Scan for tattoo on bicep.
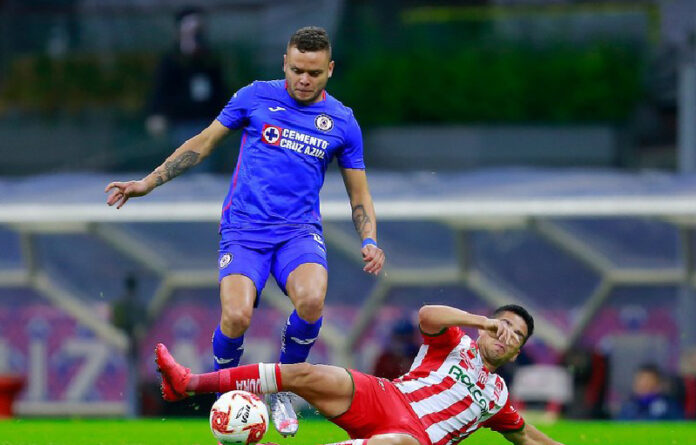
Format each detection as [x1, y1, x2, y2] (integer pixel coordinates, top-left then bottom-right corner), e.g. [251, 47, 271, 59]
[154, 150, 200, 186]
[351, 204, 373, 238]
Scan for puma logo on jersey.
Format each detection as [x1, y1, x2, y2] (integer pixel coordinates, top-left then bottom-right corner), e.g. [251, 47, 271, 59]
[268, 106, 286, 112]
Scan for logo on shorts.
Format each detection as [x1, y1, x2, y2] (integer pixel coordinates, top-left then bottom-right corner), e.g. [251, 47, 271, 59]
[312, 233, 326, 252]
[314, 114, 333, 132]
[219, 253, 233, 269]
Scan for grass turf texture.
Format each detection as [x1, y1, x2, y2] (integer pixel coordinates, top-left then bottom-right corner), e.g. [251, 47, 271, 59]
[1, 418, 695, 445]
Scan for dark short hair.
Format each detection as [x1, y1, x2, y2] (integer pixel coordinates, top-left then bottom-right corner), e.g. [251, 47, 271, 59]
[493, 304, 534, 344]
[176, 6, 203, 24]
[288, 26, 331, 55]
[637, 363, 662, 377]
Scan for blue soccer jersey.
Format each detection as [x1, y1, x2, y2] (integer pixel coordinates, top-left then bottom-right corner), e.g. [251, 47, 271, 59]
[216, 80, 365, 230]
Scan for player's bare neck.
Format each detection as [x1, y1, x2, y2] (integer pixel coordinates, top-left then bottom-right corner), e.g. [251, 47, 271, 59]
[482, 359, 497, 373]
[295, 93, 324, 106]
[286, 84, 325, 106]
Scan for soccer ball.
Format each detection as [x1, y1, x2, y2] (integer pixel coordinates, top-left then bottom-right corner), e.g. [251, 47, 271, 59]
[210, 390, 269, 445]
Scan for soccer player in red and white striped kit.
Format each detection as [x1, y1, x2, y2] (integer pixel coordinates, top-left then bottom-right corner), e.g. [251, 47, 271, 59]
[156, 304, 566, 445]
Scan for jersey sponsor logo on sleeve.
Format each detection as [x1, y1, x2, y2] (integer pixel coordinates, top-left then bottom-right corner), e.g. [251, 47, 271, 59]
[262, 124, 282, 145]
[314, 114, 333, 132]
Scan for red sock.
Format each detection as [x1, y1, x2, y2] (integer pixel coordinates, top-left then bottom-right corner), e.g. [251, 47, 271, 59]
[186, 363, 282, 394]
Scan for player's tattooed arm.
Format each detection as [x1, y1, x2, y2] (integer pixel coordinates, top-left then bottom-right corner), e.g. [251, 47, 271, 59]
[152, 150, 200, 186]
[351, 204, 373, 239]
[341, 167, 384, 274]
[106, 122, 227, 209]
[144, 120, 230, 189]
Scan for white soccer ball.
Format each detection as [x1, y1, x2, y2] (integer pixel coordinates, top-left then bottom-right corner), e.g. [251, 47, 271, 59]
[210, 390, 269, 445]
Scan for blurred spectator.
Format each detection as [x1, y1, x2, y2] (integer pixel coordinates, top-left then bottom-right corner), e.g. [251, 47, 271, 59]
[678, 347, 696, 420]
[618, 364, 683, 421]
[146, 6, 230, 172]
[373, 319, 419, 380]
[111, 273, 145, 417]
[562, 346, 609, 419]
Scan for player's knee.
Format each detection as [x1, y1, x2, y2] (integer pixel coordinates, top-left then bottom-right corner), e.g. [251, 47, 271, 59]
[295, 280, 326, 323]
[220, 307, 252, 334]
[293, 291, 325, 322]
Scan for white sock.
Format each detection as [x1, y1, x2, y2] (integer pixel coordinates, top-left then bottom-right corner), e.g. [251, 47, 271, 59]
[258, 363, 279, 393]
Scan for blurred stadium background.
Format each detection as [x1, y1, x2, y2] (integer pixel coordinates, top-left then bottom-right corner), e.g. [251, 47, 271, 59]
[1, 0, 696, 439]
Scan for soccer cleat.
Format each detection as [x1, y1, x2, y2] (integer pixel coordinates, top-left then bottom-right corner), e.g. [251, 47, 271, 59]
[155, 343, 192, 402]
[268, 392, 299, 437]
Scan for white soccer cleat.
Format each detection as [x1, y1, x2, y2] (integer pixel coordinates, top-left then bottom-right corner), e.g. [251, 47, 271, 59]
[268, 392, 299, 437]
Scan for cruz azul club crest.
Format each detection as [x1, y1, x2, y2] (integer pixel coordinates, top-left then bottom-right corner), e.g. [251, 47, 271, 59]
[314, 114, 333, 132]
[262, 125, 282, 145]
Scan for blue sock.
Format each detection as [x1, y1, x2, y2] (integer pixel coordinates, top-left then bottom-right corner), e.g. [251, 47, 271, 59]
[279, 310, 322, 364]
[212, 325, 244, 371]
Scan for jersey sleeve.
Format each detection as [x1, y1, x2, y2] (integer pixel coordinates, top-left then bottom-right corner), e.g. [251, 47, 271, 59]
[336, 114, 365, 169]
[216, 82, 257, 130]
[420, 326, 464, 348]
[482, 396, 525, 433]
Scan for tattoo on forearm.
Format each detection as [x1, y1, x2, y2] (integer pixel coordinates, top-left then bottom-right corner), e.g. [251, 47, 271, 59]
[351, 204, 373, 238]
[153, 151, 200, 186]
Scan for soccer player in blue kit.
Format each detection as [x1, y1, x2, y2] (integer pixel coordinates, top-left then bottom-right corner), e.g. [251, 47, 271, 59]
[105, 26, 385, 436]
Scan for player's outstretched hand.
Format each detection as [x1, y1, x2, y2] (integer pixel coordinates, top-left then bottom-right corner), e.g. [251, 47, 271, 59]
[485, 318, 519, 347]
[105, 179, 153, 209]
[362, 244, 385, 275]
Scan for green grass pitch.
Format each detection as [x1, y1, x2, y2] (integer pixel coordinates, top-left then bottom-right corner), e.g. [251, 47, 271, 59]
[1, 418, 695, 445]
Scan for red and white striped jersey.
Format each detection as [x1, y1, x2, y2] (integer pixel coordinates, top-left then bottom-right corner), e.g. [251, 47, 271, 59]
[393, 327, 524, 445]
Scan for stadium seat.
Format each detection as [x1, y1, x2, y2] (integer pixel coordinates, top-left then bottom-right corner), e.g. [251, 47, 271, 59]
[510, 365, 573, 417]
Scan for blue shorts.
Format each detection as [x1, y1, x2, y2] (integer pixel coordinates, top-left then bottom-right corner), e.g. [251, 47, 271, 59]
[218, 224, 328, 305]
